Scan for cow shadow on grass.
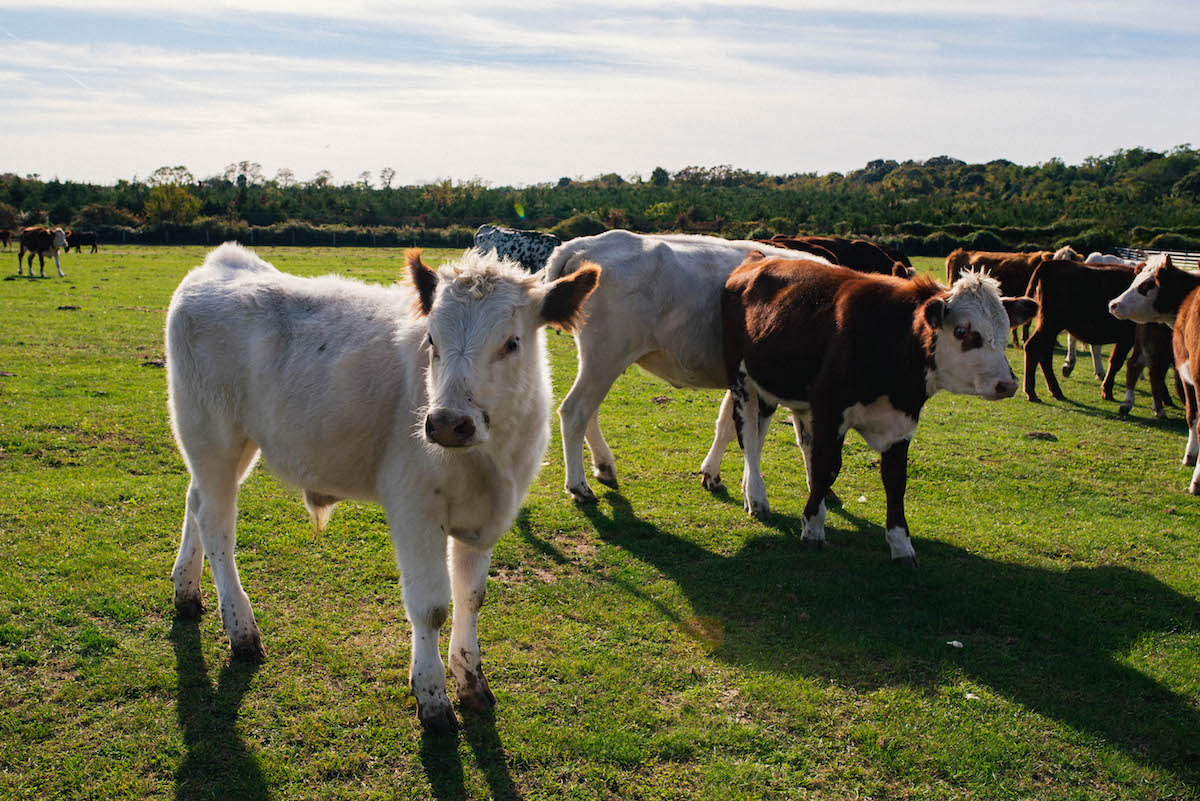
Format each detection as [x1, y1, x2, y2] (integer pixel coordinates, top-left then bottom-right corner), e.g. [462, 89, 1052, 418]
[170, 619, 267, 801]
[546, 493, 1200, 787]
[419, 708, 523, 801]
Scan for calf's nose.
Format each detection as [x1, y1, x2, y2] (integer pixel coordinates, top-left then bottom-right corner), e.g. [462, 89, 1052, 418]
[995, 379, 1017, 398]
[425, 409, 477, 447]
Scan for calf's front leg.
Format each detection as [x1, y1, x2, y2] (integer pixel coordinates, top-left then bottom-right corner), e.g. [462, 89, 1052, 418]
[880, 439, 917, 567]
[799, 415, 843, 548]
[388, 515, 456, 732]
[447, 537, 496, 714]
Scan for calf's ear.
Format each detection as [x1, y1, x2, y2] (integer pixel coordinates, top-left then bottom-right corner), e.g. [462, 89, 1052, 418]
[1002, 296, 1038, 327]
[922, 297, 946, 329]
[406, 248, 438, 316]
[541, 262, 601, 333]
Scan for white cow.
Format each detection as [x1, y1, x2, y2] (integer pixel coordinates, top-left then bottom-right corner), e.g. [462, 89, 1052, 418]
[543, 230, 830, 503]
[166, 242, 599, 731]
[1086, 252, 1140, 266]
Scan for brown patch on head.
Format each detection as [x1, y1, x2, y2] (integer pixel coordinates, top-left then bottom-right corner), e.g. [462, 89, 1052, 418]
[542, 262, 601, 332]
[406, 248, 438, 316]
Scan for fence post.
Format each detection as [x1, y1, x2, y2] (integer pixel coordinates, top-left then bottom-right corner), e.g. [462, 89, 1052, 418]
[332, 231, 336, 247]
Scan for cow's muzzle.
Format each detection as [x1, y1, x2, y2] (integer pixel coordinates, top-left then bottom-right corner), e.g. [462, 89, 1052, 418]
[424, 408, 485, 448]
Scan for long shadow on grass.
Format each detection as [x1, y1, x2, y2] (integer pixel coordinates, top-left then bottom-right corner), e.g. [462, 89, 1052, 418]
[171, 619, 267, 801]
[568, 494, 1200, 787]
[419, 709, 523, 801]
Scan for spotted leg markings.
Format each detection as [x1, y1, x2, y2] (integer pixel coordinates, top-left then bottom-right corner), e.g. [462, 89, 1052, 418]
[451, 648, 497, 713]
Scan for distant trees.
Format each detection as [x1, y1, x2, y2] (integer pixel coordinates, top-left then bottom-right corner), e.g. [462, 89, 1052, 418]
[145, 185, 201, 225]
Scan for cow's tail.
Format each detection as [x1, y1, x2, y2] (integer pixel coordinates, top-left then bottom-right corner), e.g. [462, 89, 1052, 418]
[945, 248, 968, 285]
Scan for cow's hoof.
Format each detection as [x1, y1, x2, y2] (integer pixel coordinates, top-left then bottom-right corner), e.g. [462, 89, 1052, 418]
[593, 464, 619, 489]
[825, 489, 841, 507]
[173, 595, 205, 619]
[893, 555, 919, 568]
[567, 484, 598, 504]
[1061, 364, 1074, 377]
[1155, 408, 1167, 420]
[700, 472, 725, 492]
[1184, 454, 1197, 468]
[745, 499, 770, 521]
[1026, 394, 1041, 404]
[1190, 481, 1200, 496]
[231, 632, 266, 663]
[802, 537, 825, 550]
[458, 684, 496, 714]
[1051, 392, 1067, 401]
[1118, 403, 1132, 417]
[1100, 391, 1114, 402]
[419, 703, 460, 734]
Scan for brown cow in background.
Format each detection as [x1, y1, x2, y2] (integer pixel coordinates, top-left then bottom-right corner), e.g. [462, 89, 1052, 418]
[946, 249, 1052, 345]
[765, 235, 912, 277]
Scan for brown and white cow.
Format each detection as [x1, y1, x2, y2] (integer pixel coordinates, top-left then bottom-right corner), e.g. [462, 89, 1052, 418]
[946, 249, 1051, 346]
[1109, 255, 1200, 493]
[1022, 259, 1139, 404]
[18, 226, 69, 277]
[722, 253, 1036, 564]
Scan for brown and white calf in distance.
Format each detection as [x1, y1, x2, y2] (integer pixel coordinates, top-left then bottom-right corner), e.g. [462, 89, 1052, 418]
[17, 226, 69, 277]
[1021, 259, 1145, 404]
[166, 243, 599, 732]
[721, 253, 1036, 564]
[946, 248, 1050, 346]
[543, 229, 831, 503]
[1109, 255, 1200, 493]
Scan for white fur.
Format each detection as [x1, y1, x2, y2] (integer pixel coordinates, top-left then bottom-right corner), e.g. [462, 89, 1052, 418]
[885, 526, 916, 560]
[166, 242, 582, 729]
[1054, 246, 1082, 261]
[839, 397, 918, 452]
[1086, 252, 1140, 266]
[544, 230, 830, 502]
[1108, 263, 1171, 324]
[926, 270, 1020, 399]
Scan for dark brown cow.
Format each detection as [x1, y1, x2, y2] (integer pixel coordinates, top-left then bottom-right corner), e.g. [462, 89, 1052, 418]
[65, 231, 99, 253]
[1022, 259, 1138, 403]
[1118, 322, 1181, 418]
[767, 235, 904, 276]
[759, 236, 838, 264]
[1109, 255, 1200, 493]
[17, 226, 69, 278]
[0, 230, 11, 251]
[721, 253, 1036, 564]
[946, 249, 1052, 346]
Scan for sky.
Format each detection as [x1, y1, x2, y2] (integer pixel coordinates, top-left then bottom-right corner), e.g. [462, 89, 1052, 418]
[1, 1, 1198, 188]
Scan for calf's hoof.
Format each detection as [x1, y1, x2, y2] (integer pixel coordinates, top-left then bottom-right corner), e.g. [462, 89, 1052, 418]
[419, 702, 460, 735]
[825, 489, 841, 507]
[1184, 454, 1197, 468]
[567, 483, 598, 504]
[231, 631, 266, 663]
[745, 499, 770, 521]
[1100, 391, 1114, 402]
[893, 555, 919, 569]
[593, 464, 619, 489]
[1155, 408, 1167, 420]
[803, 537, 825, 550]
[458, 683, 497, 714]
[1051, 391, 1067, 401]
[1026, 393, 1041, 404]
[173, 594, 205, 619]
[700, 472, 725, 492]
[1118, 403, 1132, 417]
[1061, 363, 1074, 377]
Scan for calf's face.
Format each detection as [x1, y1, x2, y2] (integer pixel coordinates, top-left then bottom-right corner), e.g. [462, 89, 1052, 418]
[407, 249, 599, 449]
[52, 228, 68, 250]
[926, 273, 1037, 400]
[1108, 256, 1175, 324]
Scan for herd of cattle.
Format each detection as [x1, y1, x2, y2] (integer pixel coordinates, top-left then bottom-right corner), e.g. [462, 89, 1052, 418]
[150, 225, 1198, 732]
[4, 225, 99, 278]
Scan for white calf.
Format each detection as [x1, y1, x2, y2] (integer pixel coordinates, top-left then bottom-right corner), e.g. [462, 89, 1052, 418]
[543, 230, 827, 502]
[166, 243, 598, 731]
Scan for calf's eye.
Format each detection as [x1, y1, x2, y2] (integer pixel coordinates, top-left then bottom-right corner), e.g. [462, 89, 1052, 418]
[953, 325, 968, 340]
[501, 336, 520, 356]
[426, 333, 439, 358]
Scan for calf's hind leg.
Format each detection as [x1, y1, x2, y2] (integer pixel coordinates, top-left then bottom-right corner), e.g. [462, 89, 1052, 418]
[172, 436, 264, 660]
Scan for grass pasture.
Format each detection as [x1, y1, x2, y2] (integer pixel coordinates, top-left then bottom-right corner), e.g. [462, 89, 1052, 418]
[1, 246, 1199, 800]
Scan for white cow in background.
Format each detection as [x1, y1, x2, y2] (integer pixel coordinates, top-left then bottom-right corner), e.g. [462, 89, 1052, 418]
[166, 242, 599, 732]
[543, 230, 830, 503]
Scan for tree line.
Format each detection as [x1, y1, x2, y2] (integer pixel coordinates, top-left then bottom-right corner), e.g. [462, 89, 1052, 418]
[4, 146, 1200, 255]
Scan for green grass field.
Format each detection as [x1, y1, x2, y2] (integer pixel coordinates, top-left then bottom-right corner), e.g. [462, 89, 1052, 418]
[1, 246, 1198, 800]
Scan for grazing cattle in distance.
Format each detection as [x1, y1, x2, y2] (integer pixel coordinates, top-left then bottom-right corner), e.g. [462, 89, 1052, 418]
[66, 231, 99, 253]
[472, 224, 562, 272]
[946, 249, 1051, 345]
[0, 230, 11, 251]
[1087, 252, 1140, 266]
[1109, 255, 1200, 492]
[17, 226, 69, 277]
[543, 230, 828, 502]
[721, 254, 1036, 563]
[1022, 259, 1139, 403]
[165, 242, 599, 731]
